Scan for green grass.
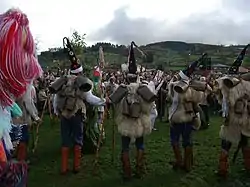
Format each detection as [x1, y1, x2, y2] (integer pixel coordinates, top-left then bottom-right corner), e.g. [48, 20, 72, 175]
[28, 116, 250, 187]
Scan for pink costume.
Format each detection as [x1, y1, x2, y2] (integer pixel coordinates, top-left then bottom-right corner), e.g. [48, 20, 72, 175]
[0, 8, 42, 187]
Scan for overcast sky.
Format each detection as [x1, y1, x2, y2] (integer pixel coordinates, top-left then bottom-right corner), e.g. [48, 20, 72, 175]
[1, 0, 250, 51]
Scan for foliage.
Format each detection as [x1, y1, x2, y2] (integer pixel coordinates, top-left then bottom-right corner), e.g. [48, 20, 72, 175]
[83, 103, 103, 154]
[92, 82, 102, 98]
[70, 30, 86, 56]
[28, 115, 250, 187]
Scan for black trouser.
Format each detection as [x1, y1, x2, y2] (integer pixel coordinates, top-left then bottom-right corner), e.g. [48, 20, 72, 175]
[157, 97, 166, 120]
[200, 104, 209, 128]
[37, 100, 46, 114]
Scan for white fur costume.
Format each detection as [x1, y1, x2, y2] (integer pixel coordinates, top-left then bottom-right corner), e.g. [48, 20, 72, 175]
[216, 76, 250, 144]
[142, 80, 158, 129]
[168, 78, 203, 129]
[115, 83, 152, 138]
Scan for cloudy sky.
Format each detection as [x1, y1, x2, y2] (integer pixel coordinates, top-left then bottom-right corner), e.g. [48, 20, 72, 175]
[1, 0, 250, 51]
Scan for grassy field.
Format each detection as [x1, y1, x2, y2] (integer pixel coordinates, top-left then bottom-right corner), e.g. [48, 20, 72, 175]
[28, 115, 250, 187]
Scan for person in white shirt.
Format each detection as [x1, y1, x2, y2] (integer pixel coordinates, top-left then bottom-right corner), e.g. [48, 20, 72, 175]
[142, 80, 158, 130]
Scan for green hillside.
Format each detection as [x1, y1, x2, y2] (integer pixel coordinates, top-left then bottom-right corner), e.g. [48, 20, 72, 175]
[38, 41, 250, 70]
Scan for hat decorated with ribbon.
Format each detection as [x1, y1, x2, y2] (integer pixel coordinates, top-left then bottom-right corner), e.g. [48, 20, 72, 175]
[179, 61, 199, 81]
[127, 41, 137, 78]
[228, 44, 249, 74]
[179, 53, 209, 81]
[63, 37, 83, 74]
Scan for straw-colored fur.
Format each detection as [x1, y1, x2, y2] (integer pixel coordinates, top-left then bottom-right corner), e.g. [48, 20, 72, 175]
[15, 85, 39, 125]
[216, 77, 250, 143]
[198, 90, 208, 105]
[56, 76, 87, 119]
[198, 85, 212, 105]
[114, 83, 152, 138]
[169, 80, 203, 129]
[214, 77, 228, 105]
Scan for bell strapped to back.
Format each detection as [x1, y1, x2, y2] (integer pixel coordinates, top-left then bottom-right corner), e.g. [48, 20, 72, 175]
[223, 76, 240, 88]
[49, 77, 67, 94]
[189, 80, 207, 92]
[174, 81, 189, 93]
[74, 76, 92, 92]
[241, 72, 250, 81]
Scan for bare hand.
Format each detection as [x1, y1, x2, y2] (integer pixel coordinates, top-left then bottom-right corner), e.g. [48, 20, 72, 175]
[34, 117, 42, 124]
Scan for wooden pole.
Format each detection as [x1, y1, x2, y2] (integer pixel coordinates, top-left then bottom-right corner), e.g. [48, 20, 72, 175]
[32, 97, 48, 153]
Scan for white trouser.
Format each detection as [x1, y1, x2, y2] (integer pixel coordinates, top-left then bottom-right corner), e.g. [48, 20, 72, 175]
[150, 106, 158, 129]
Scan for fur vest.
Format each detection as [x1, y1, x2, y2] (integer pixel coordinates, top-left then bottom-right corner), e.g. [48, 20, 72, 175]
[168, 80, 203, 128]
[114, 83, 152, 138]
[216, 77, 250, 143]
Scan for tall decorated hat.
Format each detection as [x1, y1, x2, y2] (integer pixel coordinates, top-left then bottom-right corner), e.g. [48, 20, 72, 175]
[198, 53, 211, 70]
[228, 44, 249, 74]
[179, 61, 199, 81]
[63, 37, 83, 74]
[178, 53, 209, 81]
[127, 41, 137, 78]
[221, 44, 250, 88]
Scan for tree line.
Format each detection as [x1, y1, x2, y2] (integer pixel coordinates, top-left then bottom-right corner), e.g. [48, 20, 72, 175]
[37, 30, 249, 69]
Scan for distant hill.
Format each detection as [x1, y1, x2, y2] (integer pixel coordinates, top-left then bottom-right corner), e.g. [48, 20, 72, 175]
[38, 41, 250, 70]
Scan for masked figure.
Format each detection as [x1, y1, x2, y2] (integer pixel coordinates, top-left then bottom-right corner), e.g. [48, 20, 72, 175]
[50, 37, 106, 175]
[109, 42, 155, 181]
[0, 8, 42, 187]
[214, 44, 250, 178]
[168, 61, 206, 172]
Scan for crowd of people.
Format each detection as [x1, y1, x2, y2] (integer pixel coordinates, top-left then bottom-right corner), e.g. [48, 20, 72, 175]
[35, 66, 221, 129]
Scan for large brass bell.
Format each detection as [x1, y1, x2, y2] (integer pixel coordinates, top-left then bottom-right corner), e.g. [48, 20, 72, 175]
[75, 76, 93, 92]
[109, 85, 128, 104]
[189, 80, 207, 91]
[49, 77, 67, 93]
[241, 72, 250, 81]
[223, 76, 240, 88]
[174, 81, 189, 93]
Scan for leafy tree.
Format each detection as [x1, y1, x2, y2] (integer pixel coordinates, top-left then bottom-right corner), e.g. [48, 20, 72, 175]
[67, 30, 88, 66]
[70, 30, 86, 56]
